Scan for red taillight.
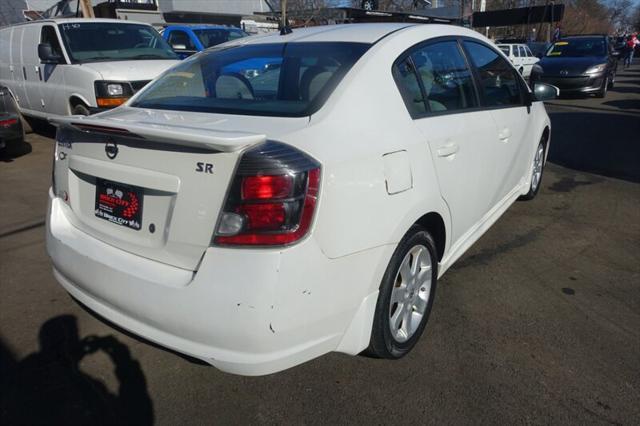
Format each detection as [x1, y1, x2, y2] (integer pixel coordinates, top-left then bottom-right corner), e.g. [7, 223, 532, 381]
[0, 118, 18, 128]
[241, 175, 293, 200]
[214, 142, 320, 247]
[239, 203, 286, 230]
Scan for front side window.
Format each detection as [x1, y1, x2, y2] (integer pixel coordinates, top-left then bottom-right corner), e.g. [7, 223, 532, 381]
[513, 45, 520, 57]
[132, 42, 369, 117]
[41, 25, 63, 58]
[58, 22, 177, 62]
[193, 28, 248, 49]
[463, 41, 522, 107]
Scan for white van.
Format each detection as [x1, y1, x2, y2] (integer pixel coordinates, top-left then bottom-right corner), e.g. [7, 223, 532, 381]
[0, 18, 178, 118]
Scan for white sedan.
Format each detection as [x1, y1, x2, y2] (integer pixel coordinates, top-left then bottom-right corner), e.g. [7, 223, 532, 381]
[497, 43, 541, 78]
[48, 23, 556, 375]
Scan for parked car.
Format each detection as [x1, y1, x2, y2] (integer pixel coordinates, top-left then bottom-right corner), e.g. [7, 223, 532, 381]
[163, 25, 248, 59]
[496, 43, 540, 78]
[0, 18, 178, 118]
[537, 35, 617, 98]
[47, 23, 556, 376]
[0, 85, 24, 153]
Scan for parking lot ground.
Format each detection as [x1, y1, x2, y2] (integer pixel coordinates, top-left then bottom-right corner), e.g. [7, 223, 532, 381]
[1, 64, 639, 424]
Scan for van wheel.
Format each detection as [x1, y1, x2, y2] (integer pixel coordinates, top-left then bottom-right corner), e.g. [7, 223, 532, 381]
[519, 138, 546, 201]
[518, 67, 524, 74]
[72, 104, 90, 116]
[366, 225, 438, 359]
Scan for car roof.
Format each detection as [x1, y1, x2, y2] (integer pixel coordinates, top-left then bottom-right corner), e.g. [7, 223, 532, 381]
[226, 23, 416, 45]
[6, 17, 150, 27]
[165, 24, 243, 31]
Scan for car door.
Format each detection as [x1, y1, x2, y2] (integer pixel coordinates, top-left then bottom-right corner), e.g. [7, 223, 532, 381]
[462, 40, 533, 202]
[37, 24, 67, 116]
[392, 39, 504, 246]
[21, 23, 42, 114]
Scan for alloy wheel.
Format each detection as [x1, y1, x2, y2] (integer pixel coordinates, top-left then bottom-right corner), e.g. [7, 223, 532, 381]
[388, 244, 433, 343]
[531, 142, 545, 193]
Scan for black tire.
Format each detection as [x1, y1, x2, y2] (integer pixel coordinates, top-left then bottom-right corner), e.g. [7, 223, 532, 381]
[518, 67, 524, 75]
[519, 136, 546, 201]
[608, 71, 615, 89]
[596, 77, 608, 98]
[366, 225, 438, 359]
[72, 103, 91, 116]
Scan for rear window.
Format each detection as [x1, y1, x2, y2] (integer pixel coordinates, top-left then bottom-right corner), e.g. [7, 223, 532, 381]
[194, 28, 247, 48]
[131, 42, 370, 117]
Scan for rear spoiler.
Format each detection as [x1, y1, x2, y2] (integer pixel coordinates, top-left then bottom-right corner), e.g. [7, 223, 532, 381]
[49, 115, 267, 153]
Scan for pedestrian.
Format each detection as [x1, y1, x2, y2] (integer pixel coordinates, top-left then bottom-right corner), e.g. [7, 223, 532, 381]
[623, 35, 635, 68]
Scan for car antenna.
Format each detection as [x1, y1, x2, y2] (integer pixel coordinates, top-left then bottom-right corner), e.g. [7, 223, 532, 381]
[279, 0, 293, 35]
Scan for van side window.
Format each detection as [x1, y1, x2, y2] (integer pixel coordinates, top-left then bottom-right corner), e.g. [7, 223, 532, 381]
[392, 58, 427, 116]
[463, 41, 523, 107]
[168, 30, 195, 51]
[41, 26, 63, 58]
[409, 40, 478, 113]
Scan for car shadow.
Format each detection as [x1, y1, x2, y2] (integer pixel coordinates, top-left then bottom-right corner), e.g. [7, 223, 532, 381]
[610, 85, 640, 94]
[547, 110, 640, 183]
[26, 116, 57, 138]
[0, 315, 154, 425]
[0, 140, 32, 162]
[602, 99, 640, 110]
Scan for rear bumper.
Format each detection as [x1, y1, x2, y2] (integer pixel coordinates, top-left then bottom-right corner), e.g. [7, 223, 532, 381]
[46, 190, 389, 375]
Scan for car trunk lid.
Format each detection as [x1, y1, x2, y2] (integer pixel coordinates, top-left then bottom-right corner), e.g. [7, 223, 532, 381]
[51, 108, 309, 271]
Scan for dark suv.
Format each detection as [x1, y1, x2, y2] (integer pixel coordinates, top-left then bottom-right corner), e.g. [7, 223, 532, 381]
[536, 35, 618, 98]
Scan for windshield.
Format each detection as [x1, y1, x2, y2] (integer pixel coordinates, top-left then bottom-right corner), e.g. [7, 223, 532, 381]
[497, 45, 510, 55]
[58, 22, 177, 62]
[131, 42, 370, 117]
[546, 39, 606, 58]
[194, 28, 248, 48]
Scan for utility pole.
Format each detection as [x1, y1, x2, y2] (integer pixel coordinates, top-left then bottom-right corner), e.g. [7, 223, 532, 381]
[78, 0, 95, 18]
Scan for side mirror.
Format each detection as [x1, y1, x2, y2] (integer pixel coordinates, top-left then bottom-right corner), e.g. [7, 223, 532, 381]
[38, 43, 63, 64]
[171, 43, 187, 51]
[533, 82, 559, 101]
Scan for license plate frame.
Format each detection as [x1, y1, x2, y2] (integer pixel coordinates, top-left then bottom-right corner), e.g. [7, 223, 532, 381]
[94, 178, 143, 231]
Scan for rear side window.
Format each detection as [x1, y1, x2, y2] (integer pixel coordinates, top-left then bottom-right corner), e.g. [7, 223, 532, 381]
[463, 41, 523, 107]
[132, 42, 369, 117]
[393, 40, 477, 116]
[392, 58, 427, 116]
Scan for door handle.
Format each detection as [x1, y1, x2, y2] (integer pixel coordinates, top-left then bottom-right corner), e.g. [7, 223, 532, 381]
[437, 143, 459, 158]
[498, 127, 512, 142]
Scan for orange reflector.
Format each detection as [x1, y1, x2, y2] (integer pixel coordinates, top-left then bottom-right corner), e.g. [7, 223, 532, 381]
[96, 97, 128, 107]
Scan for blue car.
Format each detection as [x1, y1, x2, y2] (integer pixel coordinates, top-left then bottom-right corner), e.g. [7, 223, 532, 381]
[163, 25, 248, 59]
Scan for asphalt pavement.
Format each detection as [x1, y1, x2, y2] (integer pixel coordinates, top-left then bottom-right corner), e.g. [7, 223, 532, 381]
[0, 62, 639, 424]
